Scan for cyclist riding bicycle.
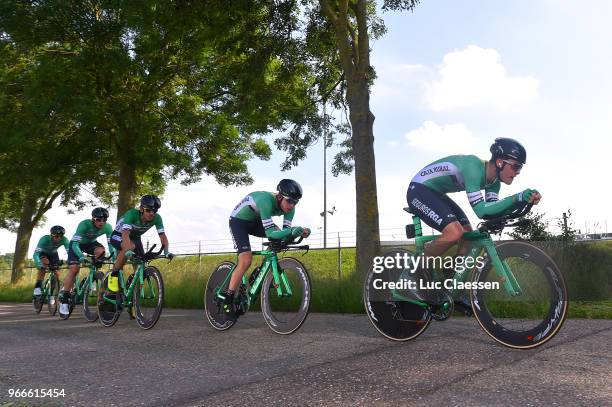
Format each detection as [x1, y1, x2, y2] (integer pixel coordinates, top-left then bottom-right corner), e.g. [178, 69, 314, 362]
[107, 195, 173, 295]
[225, 179, 311, 321]
[58, 207, 115, 317]
[406, 138, 541, 304]
[32, 225, 69, 297]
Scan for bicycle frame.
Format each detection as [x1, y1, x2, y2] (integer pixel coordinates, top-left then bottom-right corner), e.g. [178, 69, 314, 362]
[214, 250, 294, 307]
[392, 215, 524, 306]
[101, 260, 151, 307]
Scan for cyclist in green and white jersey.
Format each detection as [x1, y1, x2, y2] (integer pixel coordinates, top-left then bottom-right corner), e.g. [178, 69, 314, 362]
[406, 138, 541, 280]
[32, 225, 69, 297]
[107, 195, 173, 292]
[225, 179, 311, 320]
[58, 207, 114, 317]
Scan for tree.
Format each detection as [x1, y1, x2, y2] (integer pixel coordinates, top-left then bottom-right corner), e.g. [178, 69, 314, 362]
[1, 1, 324, 214]
[275, 1, 422, 275]
[508, 211, 553, 241]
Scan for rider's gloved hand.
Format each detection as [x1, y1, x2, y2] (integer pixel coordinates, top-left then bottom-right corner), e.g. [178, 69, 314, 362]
[78, 256, 86, 264]
[302, 227, 311, 238]
[516, 188, 539, 204]
[290, 226, 304, 238]
[166, 252, 175, 260]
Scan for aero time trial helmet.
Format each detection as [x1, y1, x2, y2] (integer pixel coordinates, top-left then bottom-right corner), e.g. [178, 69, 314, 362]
[91, 207, 109, 220]
[50, 225, 65, 236]
[277, 179, 303, 202]
[140, 195, 161, 211]
[490, 138, 527, 164]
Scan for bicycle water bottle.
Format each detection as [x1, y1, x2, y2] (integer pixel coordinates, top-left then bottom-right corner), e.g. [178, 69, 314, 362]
[108, 274, 119, 292]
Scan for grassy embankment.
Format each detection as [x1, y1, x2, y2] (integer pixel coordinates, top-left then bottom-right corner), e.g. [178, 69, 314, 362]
[1, 244, 610, 318]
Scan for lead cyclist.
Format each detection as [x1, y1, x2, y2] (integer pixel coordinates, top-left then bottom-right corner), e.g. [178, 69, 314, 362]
[406, 138, 541, 307]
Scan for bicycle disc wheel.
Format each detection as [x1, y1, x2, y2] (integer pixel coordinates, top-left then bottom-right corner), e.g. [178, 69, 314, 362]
[98, 273, 121, 327]
[33, 279, 47, 314]
[47, 276, 59, 316]
[204, 261, 236, 331]
[83, 273, 102, 322]
[134, 266, 164, 330]
[260, 257, 311, 335]
[363, 249, 432, 341]
[471, 241, 568, 349]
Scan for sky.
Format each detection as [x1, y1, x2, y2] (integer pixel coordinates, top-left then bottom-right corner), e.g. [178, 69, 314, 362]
[2, 0, 611, 256]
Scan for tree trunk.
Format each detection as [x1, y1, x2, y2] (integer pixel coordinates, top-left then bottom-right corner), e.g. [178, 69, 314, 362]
[117, 159, 137, 217]
[347, 78, 381, 276]
[10, 194, 37, 283]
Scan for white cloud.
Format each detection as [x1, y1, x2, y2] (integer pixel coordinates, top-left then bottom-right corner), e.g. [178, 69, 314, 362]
[405, 121, 479, 154]
[425, 45, 539, 111]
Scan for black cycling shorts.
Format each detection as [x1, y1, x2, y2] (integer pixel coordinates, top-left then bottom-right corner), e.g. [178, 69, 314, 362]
[67, 242, 104, 265]
[406, 182, 469, 232]
[110, 232, 145, 256]
[38, 252, 60, 267]
[229, 217, 266, 254]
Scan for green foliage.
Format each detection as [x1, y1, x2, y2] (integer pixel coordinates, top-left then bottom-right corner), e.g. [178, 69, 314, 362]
[508, 211, 553, 241]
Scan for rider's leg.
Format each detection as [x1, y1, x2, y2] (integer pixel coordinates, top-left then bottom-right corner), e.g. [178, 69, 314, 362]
[62, 264, 80, 292]
[34, 257, 49, 294]
[228, 251, 252, 292]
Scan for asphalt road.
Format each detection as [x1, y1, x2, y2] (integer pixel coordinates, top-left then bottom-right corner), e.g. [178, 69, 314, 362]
[0, 302, 610, 406]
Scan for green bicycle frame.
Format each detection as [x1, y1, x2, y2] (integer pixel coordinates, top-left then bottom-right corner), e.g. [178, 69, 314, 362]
[102, 259, 155, 307]
[215, 249, 294, 306]
[391, 215, 524, 306]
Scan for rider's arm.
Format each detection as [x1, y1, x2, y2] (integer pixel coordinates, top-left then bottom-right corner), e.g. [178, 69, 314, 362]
[464, 165, 514, 219]
[103, 224, 116, 257]
[71, 240, 85, 259]
[62, 236, 70, 252]
[282, 207, 295, 229]
[33, 247, 43, 268]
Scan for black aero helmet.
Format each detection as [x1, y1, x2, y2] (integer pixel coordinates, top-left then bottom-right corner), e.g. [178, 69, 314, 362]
[50, 225, 65, 236]
[91, 207, 109, 219]
[490, 138, 527, 164]
[140, 194, 161, 211]
[277, 179, 303, 201]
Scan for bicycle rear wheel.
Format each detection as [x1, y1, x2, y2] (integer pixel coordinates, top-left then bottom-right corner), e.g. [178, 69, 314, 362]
[204, 261, 237, 331]
[260, 257, 311, 335]
[134, 266, 164, 330]
[47, 276, 59, 316]
[363, 249, 432, 341]
[472, 241, 568, 349]
[98, 273, 121, 327]
[83, 273, 102, 322]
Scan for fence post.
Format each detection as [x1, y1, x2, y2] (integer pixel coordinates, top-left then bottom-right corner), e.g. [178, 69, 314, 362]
[198, 240, 202, 272]
[337, 232, 341, 310]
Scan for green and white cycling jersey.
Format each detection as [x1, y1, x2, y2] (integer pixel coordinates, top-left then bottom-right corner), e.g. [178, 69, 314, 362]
[114, 208, 165, 239]
[411, 155, 515, 218]
[33, 235, 69, 268]
[70, 219, 114, 258]
[230, 191, 295, 240]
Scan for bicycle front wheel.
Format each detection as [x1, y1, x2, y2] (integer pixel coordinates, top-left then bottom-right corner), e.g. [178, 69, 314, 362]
[33, 279, 47, 314]
[363, 249, 432, 341]
[83, 273, 102, 322]
[471, 241, 568, 349]
[47, 276, 59, 316]
[98, 273, 121, 327]
[260, 257, 311, 335]
[204, 261, 236, 331]
[134, 266, 164, 330]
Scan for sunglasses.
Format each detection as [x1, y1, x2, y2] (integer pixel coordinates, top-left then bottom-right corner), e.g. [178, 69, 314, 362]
[93, 217, 107, 222]
[142, 207, 157, 213]
[502, 160, 523, 172]
[51, 234, 63, 238]
[284, 197, 299, 205]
